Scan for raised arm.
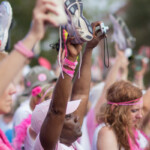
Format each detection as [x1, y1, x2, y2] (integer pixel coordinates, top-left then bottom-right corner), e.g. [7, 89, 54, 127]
[134, 58, 148, 89]
[0, 0, 58, 97]
[71, 22, 105, 126]
[39, 40, 83, 150]
[95, 44, 128, 113]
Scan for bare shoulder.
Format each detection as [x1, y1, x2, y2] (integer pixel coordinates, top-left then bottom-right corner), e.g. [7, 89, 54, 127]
[97, 126, 118, 150]
[99, 125, 115, 136]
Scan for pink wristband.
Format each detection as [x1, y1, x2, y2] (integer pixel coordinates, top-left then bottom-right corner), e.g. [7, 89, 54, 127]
[14, 41, 34, 58]
[62, 67, 75, 78]
[63, 58, 78, 70]
[64, 58, 78, 66]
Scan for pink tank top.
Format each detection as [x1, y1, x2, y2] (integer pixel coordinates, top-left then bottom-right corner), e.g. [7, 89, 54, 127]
[86, 108, 98, 146]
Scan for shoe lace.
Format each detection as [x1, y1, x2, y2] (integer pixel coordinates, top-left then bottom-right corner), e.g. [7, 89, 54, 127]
[58, 26, 64, 78]
[103, 36, 109, 68]
[58, 27, 82, 79]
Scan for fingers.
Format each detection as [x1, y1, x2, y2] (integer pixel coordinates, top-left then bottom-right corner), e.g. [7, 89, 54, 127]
[36, 0, 57, 7]
[67, 37, 83, 51]
[95, 29, 101, 36]
[66, 38, 83, 57]
[33, 10, 57, 27]
[42, 0, 57, 6]
[99, 33, 106, 41]
[67, 37, 75, 43]
[33, 2, 59, 27]
[44, 15, 58, 27]
[92, 21, 102, 37]
[34, 2, 59, 15]
[91, 21, 102, 28]
[42, 3, 59, 15]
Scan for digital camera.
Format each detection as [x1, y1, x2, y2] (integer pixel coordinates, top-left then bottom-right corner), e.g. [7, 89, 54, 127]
[100, 22, 109, 34]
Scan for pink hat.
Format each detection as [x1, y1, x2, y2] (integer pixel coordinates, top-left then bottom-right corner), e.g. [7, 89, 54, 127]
[31, 99, 81, 134]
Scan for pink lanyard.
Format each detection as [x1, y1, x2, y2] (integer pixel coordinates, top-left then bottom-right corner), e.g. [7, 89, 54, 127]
[127, 129, 142, 150]
[0, 129, 13, 150]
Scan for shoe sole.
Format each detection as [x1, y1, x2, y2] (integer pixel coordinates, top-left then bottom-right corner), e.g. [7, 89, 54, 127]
[120, 21, 136, 49]
[65, 0, 93, 43]
[110, 14, 127, 50]
[0, 1, 12, 51]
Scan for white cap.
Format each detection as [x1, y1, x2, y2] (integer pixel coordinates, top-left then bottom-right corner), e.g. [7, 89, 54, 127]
[31, 99, 81, 134]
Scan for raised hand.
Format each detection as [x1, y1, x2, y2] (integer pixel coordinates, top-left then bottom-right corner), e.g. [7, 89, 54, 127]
[86, 21, 105, 49]
[115, 43, 129, 67]
[66, 38, 83, 61]
[29, 0, 59, 42]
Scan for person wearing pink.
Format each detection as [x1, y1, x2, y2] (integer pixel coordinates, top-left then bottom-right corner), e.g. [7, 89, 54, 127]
[32, 99, 82, 150]
[81, 43, 130, 150]
[30, 21, 105, 150]
[0, 52, 16, 149]
[0, 0, 62, 149]
[93, 80, 149, 150]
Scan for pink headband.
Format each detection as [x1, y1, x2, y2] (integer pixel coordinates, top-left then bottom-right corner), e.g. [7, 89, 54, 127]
[38, 86, 54, 104]
[107, 97, 143, 106]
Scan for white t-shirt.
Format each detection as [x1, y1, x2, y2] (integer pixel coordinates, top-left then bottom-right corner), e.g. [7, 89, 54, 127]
[89, 82, 105, 107]
[24, 126, 35, 150]
[0, 116, 13, 133]
[92, 123, 149, 150]
[13, 99, 32, 128]
[34, 134, 83, 150]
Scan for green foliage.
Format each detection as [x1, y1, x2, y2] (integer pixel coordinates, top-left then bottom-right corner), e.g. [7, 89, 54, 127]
[126, 0, 150, 50]
[126, 0, 150, 87]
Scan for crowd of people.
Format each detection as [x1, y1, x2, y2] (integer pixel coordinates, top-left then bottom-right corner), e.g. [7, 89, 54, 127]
[0, 0, 149, 150]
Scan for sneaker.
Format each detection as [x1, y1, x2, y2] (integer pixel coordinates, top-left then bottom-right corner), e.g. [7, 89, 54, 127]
[110, 14, 136, 50]
[64, 0, 93, 44]
[0, 1, 12, 51]
[49, 0, 68, 26]
[118, 17, 136, 49]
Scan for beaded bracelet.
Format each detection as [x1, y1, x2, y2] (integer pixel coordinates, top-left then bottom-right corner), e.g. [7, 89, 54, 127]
[14, 41, 34, 59]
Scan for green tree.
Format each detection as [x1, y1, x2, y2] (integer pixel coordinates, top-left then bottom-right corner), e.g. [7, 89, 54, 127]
[126, 0, 150, 87]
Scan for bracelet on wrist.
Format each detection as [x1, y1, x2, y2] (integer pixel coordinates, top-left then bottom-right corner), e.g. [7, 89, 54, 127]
[62, 67, 75, 78]
[63, 57, 78, 70]
[61, 57, 78, 79]
[14, 41, 34, 59]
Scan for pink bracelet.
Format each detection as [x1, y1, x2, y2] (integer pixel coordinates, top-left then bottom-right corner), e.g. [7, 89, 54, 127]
[62, 67, 75, 78]
[63, 58, 78, 70]
[14, 41, 34, 58]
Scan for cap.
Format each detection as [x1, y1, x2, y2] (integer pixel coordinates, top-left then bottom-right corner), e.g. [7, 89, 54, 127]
[31, 99, 81, 134]
[23, 66, 57, 96]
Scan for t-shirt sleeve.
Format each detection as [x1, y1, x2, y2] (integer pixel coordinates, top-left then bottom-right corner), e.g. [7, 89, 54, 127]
[33, 134, 44, 150]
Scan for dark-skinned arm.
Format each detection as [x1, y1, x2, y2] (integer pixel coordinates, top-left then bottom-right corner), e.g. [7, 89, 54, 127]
[71, 22, 105, 126]
[39, 41, 83, 150]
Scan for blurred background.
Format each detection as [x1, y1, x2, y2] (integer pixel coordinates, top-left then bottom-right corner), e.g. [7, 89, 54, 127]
[0, 0, 150, 87]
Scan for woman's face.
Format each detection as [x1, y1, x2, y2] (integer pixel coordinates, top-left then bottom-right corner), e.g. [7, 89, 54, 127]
[129, 101, 143, 128]
[60, 114, 82, 146]
[0, 83, 16, 114]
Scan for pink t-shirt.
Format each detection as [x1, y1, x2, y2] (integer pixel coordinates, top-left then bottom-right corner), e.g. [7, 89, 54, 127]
[86, 108, 98, 146]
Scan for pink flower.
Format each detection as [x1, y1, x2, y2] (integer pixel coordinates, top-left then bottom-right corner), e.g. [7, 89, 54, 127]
[31, 86, 42, 97]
